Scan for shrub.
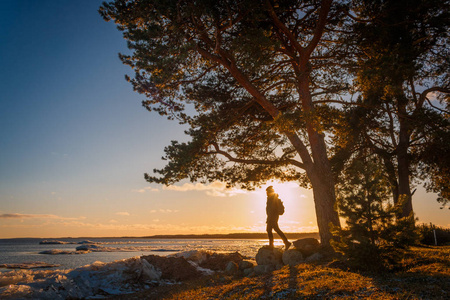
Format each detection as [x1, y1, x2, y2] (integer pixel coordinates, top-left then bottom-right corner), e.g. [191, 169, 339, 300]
[418, 223, 450, 245]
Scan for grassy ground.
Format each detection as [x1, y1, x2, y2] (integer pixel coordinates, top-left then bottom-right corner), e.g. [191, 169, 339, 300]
[113, 246, 449, 299]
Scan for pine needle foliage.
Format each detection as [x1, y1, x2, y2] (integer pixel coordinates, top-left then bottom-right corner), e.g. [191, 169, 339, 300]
[332, 156, 420, 271]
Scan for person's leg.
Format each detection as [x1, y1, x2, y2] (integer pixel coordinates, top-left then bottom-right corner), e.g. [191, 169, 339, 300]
[266, 223, 274, 247]
[273, 222, 291, 250]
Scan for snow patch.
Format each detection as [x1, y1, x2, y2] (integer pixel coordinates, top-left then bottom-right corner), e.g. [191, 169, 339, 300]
[170, 250, 211, 263]
[0, 257, 161, 299]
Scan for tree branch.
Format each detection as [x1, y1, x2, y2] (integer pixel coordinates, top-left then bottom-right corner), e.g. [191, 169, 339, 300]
[385, 102, 398, 149]
[303, 0, 333, 60]
[191, 10, 315, 171]
[265, 0, 305, 54]
[209, 142, 305, 169]
[426, 99, 450, 114]
[419, 87, 450, 108]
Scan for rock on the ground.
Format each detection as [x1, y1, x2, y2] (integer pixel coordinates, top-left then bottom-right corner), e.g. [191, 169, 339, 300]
[199, 252, 244, 271]
[243, 267, 254, 276]
[255, 246, 283, 266]
[305, 252, 323, 263]
[282, 249, 304, 266]
[172, 250, 210, 264]
[225, 261, 238, 274]
[141, 255, 203, 281]
[239, 260, 255, 270]
[253, 264, 276, 275]
[293, 238, 321, 256]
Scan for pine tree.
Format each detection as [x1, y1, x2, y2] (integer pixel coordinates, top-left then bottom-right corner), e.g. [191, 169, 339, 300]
[346, 0, 450, 216]
[100, 0, 350, 246]
[332, 154, 419, 271]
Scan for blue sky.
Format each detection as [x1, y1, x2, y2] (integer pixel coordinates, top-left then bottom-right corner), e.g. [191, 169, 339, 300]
[0, 1, 448, 238]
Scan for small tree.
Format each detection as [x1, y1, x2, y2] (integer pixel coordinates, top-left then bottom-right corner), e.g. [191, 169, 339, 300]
[332, 155, 419, 271]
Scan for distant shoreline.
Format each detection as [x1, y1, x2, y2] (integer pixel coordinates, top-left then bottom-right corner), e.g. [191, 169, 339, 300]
[141, 232, 319, 240]
[2, 232, 319, 240]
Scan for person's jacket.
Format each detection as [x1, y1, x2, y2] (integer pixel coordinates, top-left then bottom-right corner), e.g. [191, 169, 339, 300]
[266, 193, 280, 217]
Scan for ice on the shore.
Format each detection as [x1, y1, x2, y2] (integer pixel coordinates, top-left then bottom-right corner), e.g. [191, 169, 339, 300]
[39, 249, 89, 255]
[39, 239, 98, 245]
[76, 244, 104, 251]
[75, 244, 155, 252]
[0, 256, 162, 299]
[39, 239, 157, 245]
[38, 244, 168, 255]
[171, 250, 211, 263]
[77, 240, 96, 244]
[0, 262, 60, 269]
[39, 240, 77, 245]
[0, 250, 237, 299]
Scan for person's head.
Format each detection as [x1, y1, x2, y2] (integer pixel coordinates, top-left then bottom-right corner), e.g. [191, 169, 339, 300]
[266, 186, 274, 195]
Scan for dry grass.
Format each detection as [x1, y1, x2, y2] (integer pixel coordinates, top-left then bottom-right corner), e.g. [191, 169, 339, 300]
[112, 246, 450, 299]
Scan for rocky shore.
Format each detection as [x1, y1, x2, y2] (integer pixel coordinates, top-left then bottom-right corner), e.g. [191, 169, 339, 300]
[3, 240, 448, 299]
[0, 238, 323, 299]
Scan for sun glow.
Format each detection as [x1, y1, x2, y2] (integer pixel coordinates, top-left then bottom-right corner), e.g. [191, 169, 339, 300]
[246, 180, 318, 233]
[259, 180, 301, 206]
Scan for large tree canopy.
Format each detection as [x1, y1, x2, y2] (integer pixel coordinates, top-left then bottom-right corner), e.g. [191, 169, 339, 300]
[100, 0, 449, 245]
[100, 0, 350, 246]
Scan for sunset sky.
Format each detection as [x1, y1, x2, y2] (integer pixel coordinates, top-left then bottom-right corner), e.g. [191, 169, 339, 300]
[1, 0, 448, 239]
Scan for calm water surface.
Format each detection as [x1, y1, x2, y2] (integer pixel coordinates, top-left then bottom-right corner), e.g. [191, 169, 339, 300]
[0, 238, 269, 272]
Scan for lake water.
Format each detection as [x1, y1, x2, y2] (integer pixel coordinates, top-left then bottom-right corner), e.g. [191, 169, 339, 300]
[0, 238, 273, 272]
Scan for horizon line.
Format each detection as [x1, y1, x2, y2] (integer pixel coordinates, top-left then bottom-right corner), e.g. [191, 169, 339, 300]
[0, 232, 319, 240]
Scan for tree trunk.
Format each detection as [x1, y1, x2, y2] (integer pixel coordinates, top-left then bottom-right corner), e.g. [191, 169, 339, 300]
[397, 133, 413, 218]
[308, 167, 341, 247]
[297, 69, 340, 247]
[397, 104, 413, 218]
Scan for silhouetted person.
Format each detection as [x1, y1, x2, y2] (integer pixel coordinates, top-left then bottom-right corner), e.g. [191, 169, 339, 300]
[266, 186, 291, 250]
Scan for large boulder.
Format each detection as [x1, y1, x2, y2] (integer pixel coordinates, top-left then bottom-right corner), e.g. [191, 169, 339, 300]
[142, 255, 203, 281]
[255, 246, 283, 266]
[305, 252, 324, 263]
[225, 261, 239, 274]
[239, 260, 255, 271]
[293, 238, 320, 256]
[253, 264, 276, 275]
[199, 252, 244, 271]
[172, 250, 210, 264]
[282, 249, 304, 266]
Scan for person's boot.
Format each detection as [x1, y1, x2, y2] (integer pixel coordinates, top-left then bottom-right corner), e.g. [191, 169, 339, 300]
[284, 241, 291, 251]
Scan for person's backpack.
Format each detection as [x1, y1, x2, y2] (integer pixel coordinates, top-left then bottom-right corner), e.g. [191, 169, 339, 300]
[277, 197, 285, 215]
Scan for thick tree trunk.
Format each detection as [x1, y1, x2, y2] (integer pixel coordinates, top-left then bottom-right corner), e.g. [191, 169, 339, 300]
[374, 148, 400, 209]
[397, 104, 413, 218]
[308, 166, 341, 247]
[204, 1, 341, 247]
[397, 131, 413, 218]
[297, 70, 340, 248]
